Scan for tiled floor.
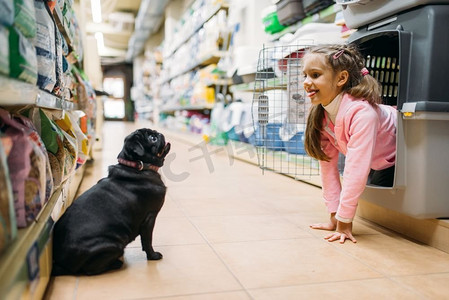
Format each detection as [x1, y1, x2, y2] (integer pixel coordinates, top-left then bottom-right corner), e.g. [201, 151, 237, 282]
[44, 121, 449, 300]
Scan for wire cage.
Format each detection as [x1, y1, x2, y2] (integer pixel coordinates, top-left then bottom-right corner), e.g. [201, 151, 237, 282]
[251, 45, 322, 179]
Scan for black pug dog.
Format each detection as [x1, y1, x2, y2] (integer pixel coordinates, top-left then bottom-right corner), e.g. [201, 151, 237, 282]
[52, 128, 171, 276]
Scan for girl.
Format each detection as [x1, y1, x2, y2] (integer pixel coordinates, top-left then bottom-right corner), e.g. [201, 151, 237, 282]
[302, 44, 397, 243]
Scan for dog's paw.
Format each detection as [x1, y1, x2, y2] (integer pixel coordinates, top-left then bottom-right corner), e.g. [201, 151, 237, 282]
[147, 251, 163, 260]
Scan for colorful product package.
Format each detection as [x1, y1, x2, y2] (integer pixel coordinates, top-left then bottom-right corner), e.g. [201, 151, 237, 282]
[0, 108, 46, 228]
[35, 108, 77, 182]
[0, 0, 14, 26]
[0, 135, 17, 253]
[0, 26, 9, 75]
[34, 0, 56, 92]
[13, 0, 36, 38]
[22, 107, 65, 188]
[52, 30, 64, 97]
[15, 111, 54, 202]
[8, 27, 37, 84]
[66, 111, 89, 169]
[53, 111, 78, 174]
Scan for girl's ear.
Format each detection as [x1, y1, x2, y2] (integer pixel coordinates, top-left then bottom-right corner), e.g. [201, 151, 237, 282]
[336, 70, 349, 87]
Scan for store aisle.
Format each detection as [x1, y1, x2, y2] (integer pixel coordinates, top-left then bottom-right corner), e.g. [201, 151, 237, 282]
[44, 121, 449, 300]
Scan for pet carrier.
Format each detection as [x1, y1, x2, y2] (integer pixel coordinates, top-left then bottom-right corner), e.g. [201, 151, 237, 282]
[252, 45, 320, 180]
[347, 4, 449, 218]
[336, 0, 449, 29]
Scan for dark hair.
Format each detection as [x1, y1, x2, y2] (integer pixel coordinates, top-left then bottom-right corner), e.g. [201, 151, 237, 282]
[304, 44, 382, 161]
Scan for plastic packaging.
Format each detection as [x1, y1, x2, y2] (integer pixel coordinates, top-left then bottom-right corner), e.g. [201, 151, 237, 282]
[0, 135, 17, 253]
[34, 0, 56, 92]
[13, 0, 36, 37]
[8, 27, 37, 84]
[0, 0, 14, 26]
[0, 26, 9, 75]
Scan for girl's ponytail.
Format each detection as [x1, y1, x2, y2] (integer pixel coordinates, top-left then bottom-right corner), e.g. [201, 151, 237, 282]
[349, 72, 382, 105]
[304, 104, 330, 161]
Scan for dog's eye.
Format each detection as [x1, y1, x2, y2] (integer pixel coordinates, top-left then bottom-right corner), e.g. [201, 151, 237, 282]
[149, 135, 158, 142]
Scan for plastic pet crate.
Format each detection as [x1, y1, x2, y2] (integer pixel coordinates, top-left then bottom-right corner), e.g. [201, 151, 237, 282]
[348, 4, 449, 218]
[302, 0, 334, 16]
[252, 45, 319, 179]
[276, 0, 306, 26]
[336, 0, 449, 29]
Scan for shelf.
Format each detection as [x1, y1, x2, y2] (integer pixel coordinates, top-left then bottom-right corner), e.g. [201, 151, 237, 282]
[53, 4, 72, 46]
[162, 50, 227, 84]
[230, 76, 287, 93]
[0, 162, 87, 299]
[160, 103, 214, 113]
[0, 76, 77, 110]
[0, 186, 62, 298]
[164, 4, 229, 59]
[206, 78, 233, 86]
[270, 4, 342, 42]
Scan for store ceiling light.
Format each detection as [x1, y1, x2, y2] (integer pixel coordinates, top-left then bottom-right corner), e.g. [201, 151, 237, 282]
[91, 0, 102, 23]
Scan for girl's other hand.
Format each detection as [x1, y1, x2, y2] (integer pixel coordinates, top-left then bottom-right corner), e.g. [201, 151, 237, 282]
[310, 213, 337, 231]
[324, 221, 357, 243]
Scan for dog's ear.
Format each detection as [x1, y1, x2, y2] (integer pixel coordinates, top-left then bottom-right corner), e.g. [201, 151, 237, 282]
[162, 142, 171, 157]
[132, 141, 145, 157]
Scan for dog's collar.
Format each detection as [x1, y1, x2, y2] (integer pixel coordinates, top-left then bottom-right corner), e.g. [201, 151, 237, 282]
[118, 158, 159, 172]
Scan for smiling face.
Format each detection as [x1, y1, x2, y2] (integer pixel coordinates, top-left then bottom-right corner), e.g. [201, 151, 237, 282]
[302, 53, 347, 107]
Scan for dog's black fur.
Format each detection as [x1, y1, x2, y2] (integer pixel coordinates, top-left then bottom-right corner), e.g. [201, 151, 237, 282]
[52, 128, 171, 276]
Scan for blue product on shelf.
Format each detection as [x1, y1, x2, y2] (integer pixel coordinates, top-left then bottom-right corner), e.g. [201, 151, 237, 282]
[283, 131, 305, 154]
[226, 127, 240, 141]
[264, 123, 284, 151]
[280, 123, 306, 154]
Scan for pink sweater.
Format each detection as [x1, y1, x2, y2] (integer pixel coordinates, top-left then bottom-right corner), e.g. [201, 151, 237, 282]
[319, 93, 397, 221]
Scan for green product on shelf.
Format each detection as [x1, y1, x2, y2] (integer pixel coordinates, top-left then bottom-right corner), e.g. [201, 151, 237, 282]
[209, 131, 228, 146]
[8, 26, 37, 84]
[13, 0, 36, 38]
[21, 107, 61, 155]
[0, 26, 9, 75]
[262, 11, 286, 34]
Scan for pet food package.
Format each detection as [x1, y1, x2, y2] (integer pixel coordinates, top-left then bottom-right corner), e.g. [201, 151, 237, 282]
[34, 0, 56, 92]
[72, 67, 96, 119]
[60, 29, 69, 56]
[15, 110, 54, 201]
[0, 0, 14, 26]
[9, 27, 38, 84]
[0, 108, 45, 228]
[23, 107, 65, 187]
[12, 114, 48, 219]
[61, 56, 72, 100]
[13, 0, 36, 38]
[0, 135, 18, 253]
[52, 111, 78, 176]
[52, 30, 64, 97]
[0, 26, 9, 75]
[67, 111, 89, 168]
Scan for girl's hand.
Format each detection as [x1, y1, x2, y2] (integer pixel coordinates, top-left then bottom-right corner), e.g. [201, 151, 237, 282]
[310, 213, 337, 231]
[324, 221, 357, 243]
